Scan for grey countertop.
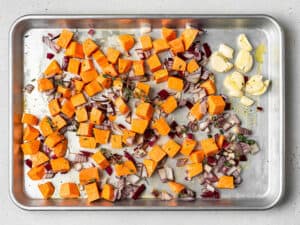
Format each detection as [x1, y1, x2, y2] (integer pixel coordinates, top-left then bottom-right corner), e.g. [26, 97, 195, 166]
[1, 0, 298, 224]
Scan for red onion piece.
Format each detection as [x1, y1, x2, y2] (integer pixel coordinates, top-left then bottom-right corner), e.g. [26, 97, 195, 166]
[61, 56, 70, 71]
[46, 53, 55, 59]
[132, 184, 146, 200]
[158, 89, 170, 100]
[124, 151, 136, 165]
[105, 166, 113, 176]
[207, 156, 217, 166]
[79, 151, 93, 157]
[25, 159, 32, 168]
[185, 100, 193, 109]
[88, 29, 95, 36]
[44, 162, 52, 171]
[202, 43, 212, 58]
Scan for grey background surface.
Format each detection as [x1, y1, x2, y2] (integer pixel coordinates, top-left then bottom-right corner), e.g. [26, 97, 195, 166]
[1, 0, 298, 224]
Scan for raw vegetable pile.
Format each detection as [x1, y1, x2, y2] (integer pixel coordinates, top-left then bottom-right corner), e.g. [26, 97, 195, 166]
[21, 25, 269, 203]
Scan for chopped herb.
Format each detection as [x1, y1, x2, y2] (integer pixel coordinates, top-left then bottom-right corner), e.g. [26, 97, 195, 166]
[54, 79, 64, 86]
[246, 139, 256, 145]
[31, 78, 36, 82]
[224, 161, 232, 167]
[208, 134, 212, 138]
[237, 134, 256, 145]
[219, 129, 224, 134]
[103, 74, 116, 80]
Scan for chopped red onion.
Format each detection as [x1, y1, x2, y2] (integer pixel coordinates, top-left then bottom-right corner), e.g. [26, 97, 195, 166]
[185, 100, 194, 109]
[79, 150, 93, 157]
[44, 162, 52, 171]
[132, 184, 146, 200]
[158, 89, 170, 100]
[23, 84, 35, 94]
[61, 56, 70, 71]
[158, 168, 168, 183]
[168, 132, 176, 139]
[176, 158, 188, 167]
[124, 151, 136, 165]
[165, 166, 174, 181]
[105, 166, 113, 176]
[42, 36, 61, 53]
[88, 28, 95, 36]
[46, 53, 55, 59]
[25, 159, 32, 168]
[207, 156, 217, 166]
[202, 43, 212, 58]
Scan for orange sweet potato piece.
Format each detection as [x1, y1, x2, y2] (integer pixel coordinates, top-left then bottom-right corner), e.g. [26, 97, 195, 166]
[162, 27, 176, 42]
[172, 56, 186, 72]
[134, 82, 150, 96]
[169, 38, 185, 55]
[153, 69, 168, 83]
[79, 136, 95, 150]
[101, 184, 114, 202]
[81, 59, 94, 72]
[136, 102, 154, 120]
[71, 93, 86, 107]
[75, 107, 88, 122]
[187, 59, 200, 73]
[148, 145, 166, 162]
[21, 140, 40, 155]
[44, 60, 62, 77]
[118, 58, 132, 74]
[45, 132, 64, 148]
[180, 138, 197, 156]
[140, 35, 152, 50]
[61, 99, 75, 118]
[52, 114, 67, 131]
[190, 102, 205, 120]
[153, 39, 170, 53]
[38, 78, 54, 92]
[93, 129, 110, 144]
[67, 58, 81, 75]
[200, 138, 219, 157]
[38, 182, 55, 199]
[85, 182, 100, 203]
[181, 28, 199, 50]
[190, 150, 205, 163]
[103, 64, 118, 77]
[50, 157, 70, 173]
[111, 134, 123, 149]
[77, 123, 94, 136]
[143, 159, 157, 177]
[217, 176, 234, 189]
[57, 85, 72, 98]
[200, 79, 216, 95]
[207, 95, 226, 115]
[74, 79, 85, 92]
[162, 139, 181, 158]
[92, 50, 109, 69]
[115, 97, 130, 115]
[31, 151, 49, 167]
[133, 60, 145, 76]
[23, 125, 40, 141]
[116, 161, 137, 176]
[56, 29, 73, 48]
[90, 108, 105, 125]
[186, 163, 203, 178]
[60, 183, 80, 199]
[39, 117, 54, 137]
[27, 165, 45, 180]
[146, 54, 162, 72]
[97, 74, 112, 89]
[84, 80, 103, 97]
[80, 69, 99, 83]
[22, 113, 39, 126]
[48, 98, 60, 116]
[152, 117, 170, 136]
[107, 47, 121, 64]
[92, 151, 110, 169]
[82, 38, 98, 57]
[168, 181, 185, 194]
[160, 96, 177, 114]
[113, 78, 123, 89]
[167, 76, 184, 91]
[65, 41, 84, 59]
[53, 139, 68, 157]
[131, 118, 149, 134]
[217, 134, 225, 149]
[122, 130, 136, 145]
[118, 34, 135, 52]
[79, 167, 100, 185]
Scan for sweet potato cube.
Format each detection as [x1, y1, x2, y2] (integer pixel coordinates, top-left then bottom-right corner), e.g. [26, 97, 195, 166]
[122, 161, 137, 175]
[200, 138, 219, 156]
[76, 107, 88, 122]
[187, 59, 200, 73]
[136, 102, 154, 120]
[103, 64, 118, 77]
[152, 117, 170, 136]
[31, 151, 49, 167]
[140, 35, 152, 50]
[118, 58, 132, 74]
[22, 113, 39, 126]
[79, 167, 100, 185]
[23, 125, 40, 141]
[101, 184, 114, 202]
[71, 93, 86, 107]
[189, 150, 205, 163]
[45, 132, 64, 148]
[133, 60, 145, 76]
[67, 58, 81, 75]
[153, 39, 170, 53]
[186, 163, 203, 178]
[153, 69, 168, 83]
[122, 130, 136, 145]
[56, 29, 73, 48]
[80, 69, 99, 83]
[84, 80, 103, 97]
[131, 119, 149, 134]
[81, 59, 94, 72]
[65, 41, 84, 59]
[207, 95, 226, 115]
[82, 38, 98, 57]
[38, 182, 55, 199]
[74, 79, 85, 92]
[143, 159, 157, 177]
[52, 114, 67, 131]
[115, 97, 130, 115]
[77, 123, 94, 136]
[168, 181, 185, 194]
[39, 117, 54, 137]
[21, 140, 40, 155]
[60, 183, 80, 199]
[48, 98, 60, 116]
[146, 54, 162, 72]
[217, 134, 226, 149]
[37, 78, 54, 92]
[190, 102, 204, 120]
[97, 74, 112, 89]
[217, 176, 235, 189]
[57, 86, 72, 99]
[113, 78, 123, 89]
[148, 145, 166, 162]
[111, 134, 123, 149]
[118, 34, 135, 52]
[85, 182, 100, 203]
[93, 129, 111, 144]
[134, 82, 150, 96]
[181, 28, 199, 50]
[79, 136, 97, 149]
[27, 165, 45, 180]
[92, 151, 109, 169]
[53, 139, 68, 157]
[200, 79, 216, 95]
[93, 50, 109, 69]
[172, 56, 186, 72]
[161, 27, 176, 42]
[169, 38, 185, 55]
[168, 76, 184, 91]
[160, 96, 177, 114]
[107, 47, 121, 64]
[162, 139, 181, 158]
[180, 138, 197, 156]
[44, 60, 62, 77]
[50, 157, 70, 173]
[61, 99, 75, 118]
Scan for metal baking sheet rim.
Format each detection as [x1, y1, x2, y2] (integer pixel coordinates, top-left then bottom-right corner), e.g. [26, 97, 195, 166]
[9, 14, 285, 211]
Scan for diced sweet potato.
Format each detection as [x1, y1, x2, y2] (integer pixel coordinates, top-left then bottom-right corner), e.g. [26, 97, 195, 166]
[152, 117, 170, 136]
[60, 183, 80, 199]
[38, 182, 55, 199]
[118, 34, 135, 51]
[181, 28, 199, 50]
[56, 29, 73, 48]
[31, 151, 49, 167]
[217, 134, 225, 149]
[160, 96, 177, 114]
[190, 102, 204, 120]
[153, 69, 168, 83]
[75, 107, 88, 122]
[67, 58, 81, 75]
[93, 49, 109, 69]
[79, 136, 97, 149]
[85, 182, 100, 203]
[180, 138, 197, 156]
[80, 69, 99, 83]
[186, 163, 203, 178]
[77, 123, 94, 136]
[101, 184, 114, 202]
[44, 60, 62, 77]
[200, 79, 216, 95]
[103, 64, 118, 77]
[93, 129, 110, 144]
[45, 132, 64, 148]
[148, 145, 166, 162]
[131, 118, 149, 134]
[65, 41, 84, 59]
[200, 138, 219, 156]
[27, 165, 45, 180]
[97, 74, 112, 89]
[22, 113, 39, 126]
[187, 59, 200, 73]
[50, 157, 70, 173]
[57, 86, 72, 98]
[21, 140, 41, 155]
[53, 139, 68, 157]
[90, 108, 105, 125]
[134, 82, 150, 96]
[82, 38, 98, 57]
[136, 102, 154, 120]
[189, 150, 205, 163]
[37, 78, 54, 92]
[217, 176, 234, 189]
[61, 99, 75, 118]
[115, 97, 130, 115]
[172, 56, 186, 72]
[113, 78, 123, 89]
[39, 117, 54, 137]
[207, 95, 226, 115]
[111, 134, 123, 149]
[79, 167, 100, 185]
[140, 35, 152, 50]
[107, 47, 121, 64]
[23, 125, 40, 141]
[122, 130, 136, 145]
[81, 59, 94, 72]
[115, 161, 137, 177]
[169, 38, 185, 55]
[74, 79, 85, 92]
[84, 80, 103, 97]
[92, 151, 110, 169]
[48, 98, 60, 116]
[133, 60, 145, 76]
[153, 39, 170, 53]
[146, 54, 162, 72]
[168, 181, 185, 194]
[71, 93, 86, 107]
[167, 76, 184, 91]
[162, 139, 181, 158]
[161, 27, 176, 42]
[143, 159, 157, 177]
[118, 58, 132, 74]
[52, 114, 67, 131]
